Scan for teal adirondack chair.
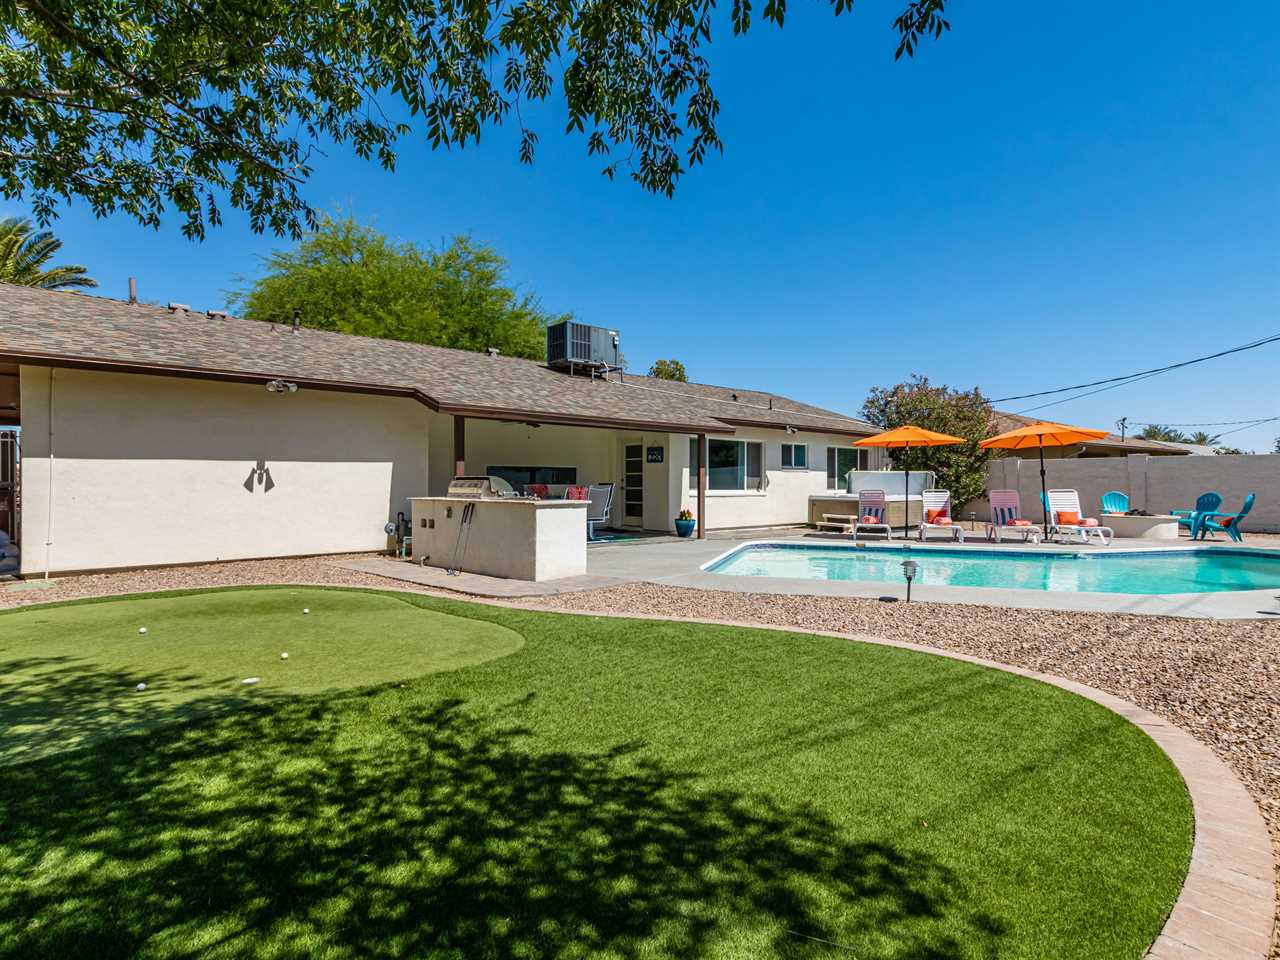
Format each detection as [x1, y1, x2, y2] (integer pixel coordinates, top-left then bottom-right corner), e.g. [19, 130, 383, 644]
[1100, 491, 1129, 514]
[1171, 492, 1222, 539]
[1197, 493, 1255, 542]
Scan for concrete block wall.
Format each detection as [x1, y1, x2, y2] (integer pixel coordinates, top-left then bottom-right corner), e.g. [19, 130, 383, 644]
[978, 453, 1278, 532]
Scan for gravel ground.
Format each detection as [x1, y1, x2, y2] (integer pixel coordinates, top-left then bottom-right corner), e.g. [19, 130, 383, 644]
[3, 553, 1277, 947]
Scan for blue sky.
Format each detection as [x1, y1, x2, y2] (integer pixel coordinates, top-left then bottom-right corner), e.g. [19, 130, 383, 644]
[11, 3, 1280, 449]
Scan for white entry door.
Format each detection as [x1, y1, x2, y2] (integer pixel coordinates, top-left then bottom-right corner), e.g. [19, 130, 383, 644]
[620, 439, 644, 528]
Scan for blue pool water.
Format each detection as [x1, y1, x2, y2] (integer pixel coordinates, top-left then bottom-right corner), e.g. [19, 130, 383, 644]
[704, 544, 1280, 595]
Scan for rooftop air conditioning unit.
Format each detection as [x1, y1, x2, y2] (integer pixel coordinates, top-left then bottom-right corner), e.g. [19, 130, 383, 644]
[546, 320, 620, 372]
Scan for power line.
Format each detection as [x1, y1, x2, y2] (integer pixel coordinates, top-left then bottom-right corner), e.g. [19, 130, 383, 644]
[1211, 416, 1280, 440]
[1130, 417, 1278, 427]
[1014, 369, 1165, 414]
[992, 333, 1280, 404]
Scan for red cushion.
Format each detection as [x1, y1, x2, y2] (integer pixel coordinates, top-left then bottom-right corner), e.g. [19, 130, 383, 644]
[1219, 515, 1234, 527]
[1009, 519, 1032, 527]
[926, 508, 947, 523]
[932, 516, 953, 526]
[1079, 517, 1100, 528]
[859, 515, 880, 524]
[1057, 510, 1080, 526]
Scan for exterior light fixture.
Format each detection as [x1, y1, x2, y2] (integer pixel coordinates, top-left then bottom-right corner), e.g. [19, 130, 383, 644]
[901, 558, 918, 602]
[265, 379, 298, 394]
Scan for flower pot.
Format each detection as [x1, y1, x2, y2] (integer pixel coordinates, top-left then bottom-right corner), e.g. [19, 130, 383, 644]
[674, 518, 696, 538]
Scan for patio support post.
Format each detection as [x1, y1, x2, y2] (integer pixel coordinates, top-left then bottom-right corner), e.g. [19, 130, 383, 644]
[453, 416, 466, 477]
[696, 433, 707, 540]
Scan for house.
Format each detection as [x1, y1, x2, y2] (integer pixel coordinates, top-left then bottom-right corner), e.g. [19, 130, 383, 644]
[0, 284, 882, 576]
[989, 411, 1190, 458]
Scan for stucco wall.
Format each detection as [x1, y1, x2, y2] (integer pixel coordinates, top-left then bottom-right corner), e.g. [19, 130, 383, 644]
[676, 429, 884, 529]
[981, 453, 1279, 532]
[19, 366, 430, 574]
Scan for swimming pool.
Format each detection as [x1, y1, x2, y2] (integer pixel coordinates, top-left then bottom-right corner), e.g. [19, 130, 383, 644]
[704, 543, 1280, 595]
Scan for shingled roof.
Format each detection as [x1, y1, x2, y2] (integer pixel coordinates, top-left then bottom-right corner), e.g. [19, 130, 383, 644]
[0, 284, 875, 437]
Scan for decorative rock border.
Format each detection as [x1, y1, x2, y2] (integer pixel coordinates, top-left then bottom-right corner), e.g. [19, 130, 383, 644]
[499, 605, 1276, 959]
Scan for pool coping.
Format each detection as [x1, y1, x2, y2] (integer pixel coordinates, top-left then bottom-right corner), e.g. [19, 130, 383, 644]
[494, 601, 1275, 959]
[693, 540, 1280, 619]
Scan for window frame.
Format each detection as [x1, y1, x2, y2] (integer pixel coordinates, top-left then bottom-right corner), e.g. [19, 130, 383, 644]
[689, 438, 765, 492]
[825, 446, 869, 491]
[781, 442, 808, 470]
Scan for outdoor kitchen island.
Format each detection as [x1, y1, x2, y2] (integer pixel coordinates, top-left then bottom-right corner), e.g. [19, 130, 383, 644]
[409, 479, 588, 582]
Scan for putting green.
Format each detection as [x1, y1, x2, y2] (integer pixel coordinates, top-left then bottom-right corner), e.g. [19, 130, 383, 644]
[0, 587, 524, 763]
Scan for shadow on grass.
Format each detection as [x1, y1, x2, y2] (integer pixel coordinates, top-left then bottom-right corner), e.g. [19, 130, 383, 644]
[0, 693, 1005, 960]
[0, 655, 268, 764]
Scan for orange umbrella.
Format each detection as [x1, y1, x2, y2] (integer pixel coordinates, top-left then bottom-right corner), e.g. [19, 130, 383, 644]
[980, 421, 1109, 536]
[854, 425, 966, 537]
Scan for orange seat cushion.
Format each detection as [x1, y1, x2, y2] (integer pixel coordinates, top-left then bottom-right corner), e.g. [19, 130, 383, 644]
[859, 515, 880, 524]
[926, 508, 948, 523]
[1057, 510, 1081, 526]
[1009, 518, 1032, 527]
[1079, 517, 1100, 527]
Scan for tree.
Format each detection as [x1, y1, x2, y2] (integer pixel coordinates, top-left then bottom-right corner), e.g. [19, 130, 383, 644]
[227, 216, 564, 359]
[1137, 424, 1190, 443]
[1214, 446, 1247, 456]
[860, 375, 994, 508]
[0, 217, 95, 289]
[648, 359, 688, 382]
[1188, 431, 1219, 446]
[0, 0, 950, 239]
[1274, 436, 1280, 454]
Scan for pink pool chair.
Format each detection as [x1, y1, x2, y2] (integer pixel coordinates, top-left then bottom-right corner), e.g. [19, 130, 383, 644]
[853, 489, 894, 539]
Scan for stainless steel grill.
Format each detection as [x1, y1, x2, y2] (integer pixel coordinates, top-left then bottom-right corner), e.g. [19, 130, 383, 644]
[445, 475, 518, 499]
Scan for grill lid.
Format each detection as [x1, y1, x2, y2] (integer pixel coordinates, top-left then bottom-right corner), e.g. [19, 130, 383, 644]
[445, 476, 518, 499]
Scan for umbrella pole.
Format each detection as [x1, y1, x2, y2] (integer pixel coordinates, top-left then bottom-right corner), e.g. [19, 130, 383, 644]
[904, 464, 910, 540]
[1039, 444, 1049, 540]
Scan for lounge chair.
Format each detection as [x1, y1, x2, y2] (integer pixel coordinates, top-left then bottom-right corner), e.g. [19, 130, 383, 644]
[1100, 490, 1129, 514]
[1046, 489, 1113, 546]
[1197, 493, 1254, 542]
[919, 489, 964, 542]
[986, 489, 1042, 543]
[1172, 492, 1222, 539]
[852, 489, 894, 539]
[586, 483, 615, 540]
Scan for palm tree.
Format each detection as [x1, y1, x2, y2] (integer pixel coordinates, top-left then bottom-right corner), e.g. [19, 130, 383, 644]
[1137, 424, 1190, 443]
[0, 218, 96, 290]
[1188, 431, 1220, 446]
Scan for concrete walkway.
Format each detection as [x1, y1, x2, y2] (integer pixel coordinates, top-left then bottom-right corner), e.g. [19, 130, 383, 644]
[338, 556, 628, 598]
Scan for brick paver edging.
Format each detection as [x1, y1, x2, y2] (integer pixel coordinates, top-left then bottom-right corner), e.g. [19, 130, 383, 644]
[494, 603, 1276, 959]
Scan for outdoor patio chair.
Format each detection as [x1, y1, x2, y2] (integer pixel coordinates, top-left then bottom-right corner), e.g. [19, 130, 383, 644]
[1172, 491, 1222, 539]
[1100, 490, 1129, 514]
[986, 490, 1042, 544]
[1046, 489, 1113, 546]
[852, 489, 894, 539]
[586, 483, 615, 541]
[919, 489, 964, 542]
[1196, 493, 1254, 543]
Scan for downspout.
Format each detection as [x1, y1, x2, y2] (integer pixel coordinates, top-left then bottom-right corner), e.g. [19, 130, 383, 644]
[44, 368, 54, 579]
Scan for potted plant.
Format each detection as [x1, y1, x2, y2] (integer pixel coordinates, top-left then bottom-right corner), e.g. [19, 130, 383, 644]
[674, 509, 696, 538]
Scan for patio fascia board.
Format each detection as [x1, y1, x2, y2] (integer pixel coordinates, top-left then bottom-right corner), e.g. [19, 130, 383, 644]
[436, 401, 736, 436]
[0, 349, 440, 408]
[713, 415, 878, 439]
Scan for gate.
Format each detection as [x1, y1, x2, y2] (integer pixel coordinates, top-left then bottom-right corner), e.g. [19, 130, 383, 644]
[0, 429, 17, 543]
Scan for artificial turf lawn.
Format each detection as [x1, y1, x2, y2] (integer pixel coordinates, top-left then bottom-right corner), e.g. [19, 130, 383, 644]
[0, 588, 1191, 959]
[0, 588, 524, 763]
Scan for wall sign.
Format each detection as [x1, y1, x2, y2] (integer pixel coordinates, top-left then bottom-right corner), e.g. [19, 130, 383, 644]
[646, 446, 664, 463]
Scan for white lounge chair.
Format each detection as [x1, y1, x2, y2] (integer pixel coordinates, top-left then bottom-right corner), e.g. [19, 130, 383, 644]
[853, 489, 894, 539]
[1046, 489, 1113, 546]
[586, 483, 614, 540]
[919, 489, 964, 542]
[986, 489, 1042, 544]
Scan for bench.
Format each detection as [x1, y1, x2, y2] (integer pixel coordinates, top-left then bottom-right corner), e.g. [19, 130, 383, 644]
[814, 513, 858, 533]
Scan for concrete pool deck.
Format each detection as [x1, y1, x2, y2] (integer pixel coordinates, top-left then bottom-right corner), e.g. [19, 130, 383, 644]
[584, 533, 1280, 619]
[339, 532, 1280, 618]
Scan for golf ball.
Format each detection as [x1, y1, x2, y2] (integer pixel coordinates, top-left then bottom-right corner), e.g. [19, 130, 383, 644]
[303, 608, 310, 615]
[138, 626, 147, 635]
[280, 652, 289, 660]
[135, 682, 147, 692]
